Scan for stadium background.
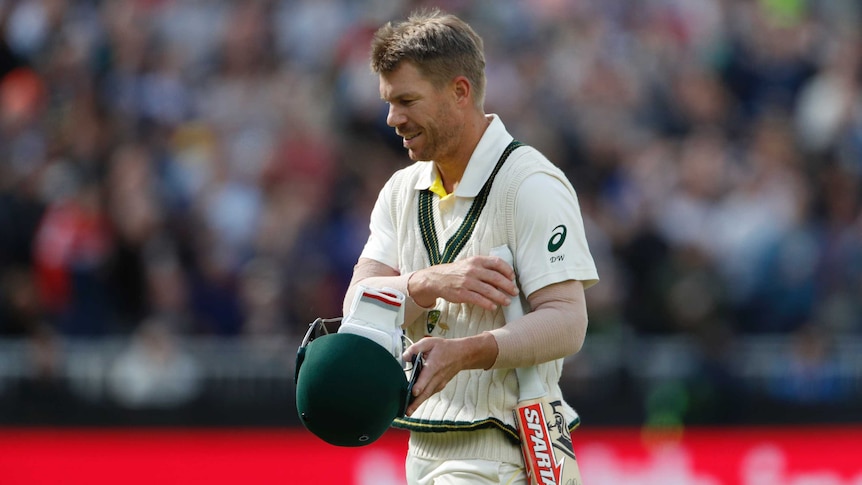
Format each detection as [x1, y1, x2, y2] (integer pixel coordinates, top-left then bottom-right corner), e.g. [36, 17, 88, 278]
[0, 0, 860, 483]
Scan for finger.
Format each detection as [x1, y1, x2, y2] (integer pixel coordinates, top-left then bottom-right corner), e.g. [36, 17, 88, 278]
[406, 369, 438, 415]
[485, 255, 516, 279]
[467, 277, 517, 305]
[406, 396, 423, 416]
[487, 274, 519, 298]
[405, 374, 427, 415]
[467, 258, 515, 286]
[402, 335, 440, 364]
[401, 339, 426, 363]
[474, 260, 519, 296]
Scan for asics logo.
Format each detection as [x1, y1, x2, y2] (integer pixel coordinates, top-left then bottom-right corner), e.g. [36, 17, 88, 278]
[547, 225, 567, 252]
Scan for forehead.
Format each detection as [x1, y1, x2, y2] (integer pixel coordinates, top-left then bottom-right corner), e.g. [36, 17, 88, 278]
[379, 62, 437, 100]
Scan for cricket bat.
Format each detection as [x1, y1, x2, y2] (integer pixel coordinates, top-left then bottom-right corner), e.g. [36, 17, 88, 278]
[490, 245, 583, 485]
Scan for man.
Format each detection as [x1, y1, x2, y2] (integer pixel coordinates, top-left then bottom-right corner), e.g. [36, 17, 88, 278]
[343, 9, 599, 484]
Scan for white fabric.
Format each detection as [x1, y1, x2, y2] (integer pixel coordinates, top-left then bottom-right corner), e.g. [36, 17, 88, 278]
[406, 454, 528, 485]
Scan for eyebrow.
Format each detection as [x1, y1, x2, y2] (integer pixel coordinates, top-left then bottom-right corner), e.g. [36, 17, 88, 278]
[381, 91, 421, 103]
[380, 84, 422, 102]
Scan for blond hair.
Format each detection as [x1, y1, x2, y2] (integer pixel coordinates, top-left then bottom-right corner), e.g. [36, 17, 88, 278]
[370, 9, 486, 108]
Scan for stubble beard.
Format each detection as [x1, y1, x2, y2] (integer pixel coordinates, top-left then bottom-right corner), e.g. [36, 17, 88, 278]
[410, 111, 461, 163]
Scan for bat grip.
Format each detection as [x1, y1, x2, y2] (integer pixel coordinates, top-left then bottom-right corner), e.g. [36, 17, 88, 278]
[490, 245, 547, 401]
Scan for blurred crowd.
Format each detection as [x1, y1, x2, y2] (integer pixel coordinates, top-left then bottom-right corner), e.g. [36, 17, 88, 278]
[1, 0, 861, 350]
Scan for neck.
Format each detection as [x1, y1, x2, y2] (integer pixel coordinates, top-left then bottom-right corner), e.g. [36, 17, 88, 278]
[437, 113, 491, 193]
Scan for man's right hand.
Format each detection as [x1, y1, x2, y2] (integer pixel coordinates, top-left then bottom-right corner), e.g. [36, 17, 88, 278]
[407, 255, 519, 311]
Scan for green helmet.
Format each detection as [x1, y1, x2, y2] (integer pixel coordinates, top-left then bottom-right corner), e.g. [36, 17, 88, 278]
[295, 319, 413, 447]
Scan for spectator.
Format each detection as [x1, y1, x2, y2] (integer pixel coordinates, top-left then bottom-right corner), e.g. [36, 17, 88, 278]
[107, 317, 201, 410]
[0, 2, 858, 414]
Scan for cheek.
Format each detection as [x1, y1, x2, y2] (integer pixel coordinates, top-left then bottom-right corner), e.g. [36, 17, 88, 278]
[434, 107, 461, 140]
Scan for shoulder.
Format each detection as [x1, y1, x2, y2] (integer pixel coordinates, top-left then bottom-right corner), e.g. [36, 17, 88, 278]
[499, 144, 573, 195]
[511, 145, 565, 176]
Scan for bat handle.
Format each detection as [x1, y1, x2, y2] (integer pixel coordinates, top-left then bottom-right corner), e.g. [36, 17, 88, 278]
[515, 366, 546, 400]
[490, 245, 526, 321]
[490, 245, 548, 401]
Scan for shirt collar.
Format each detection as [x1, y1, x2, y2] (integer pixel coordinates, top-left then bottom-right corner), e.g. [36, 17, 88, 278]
[414, 114, 513, 197]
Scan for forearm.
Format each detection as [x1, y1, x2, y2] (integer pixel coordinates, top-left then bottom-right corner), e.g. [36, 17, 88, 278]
[487, 280, 588, 369]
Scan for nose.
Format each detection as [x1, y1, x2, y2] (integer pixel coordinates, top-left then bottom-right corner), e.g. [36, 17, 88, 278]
[386, 104, 405, 128]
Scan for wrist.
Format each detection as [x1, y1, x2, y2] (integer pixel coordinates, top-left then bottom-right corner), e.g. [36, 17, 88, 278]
[463, 332, 499, 370]
[407, 270, 436, 309]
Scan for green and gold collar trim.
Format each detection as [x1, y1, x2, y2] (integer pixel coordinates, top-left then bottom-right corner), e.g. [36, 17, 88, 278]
[418, 140, 524, 266]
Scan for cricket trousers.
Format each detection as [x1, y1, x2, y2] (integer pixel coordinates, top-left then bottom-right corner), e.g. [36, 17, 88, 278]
[405, 429, 528, 485]
[406, 456, 529, 485]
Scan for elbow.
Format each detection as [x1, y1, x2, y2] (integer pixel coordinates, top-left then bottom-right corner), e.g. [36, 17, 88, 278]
[568, 315, 588, 355]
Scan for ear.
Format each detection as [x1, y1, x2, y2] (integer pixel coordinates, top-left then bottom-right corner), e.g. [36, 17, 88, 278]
[452, 76, 472, 106]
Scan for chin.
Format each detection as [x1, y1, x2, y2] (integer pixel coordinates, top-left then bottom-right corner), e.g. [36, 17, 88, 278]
[407, 149, 428, 162]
